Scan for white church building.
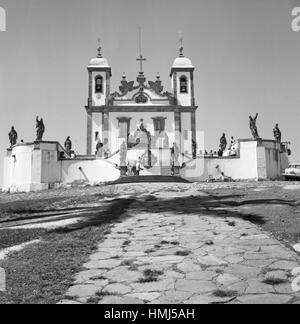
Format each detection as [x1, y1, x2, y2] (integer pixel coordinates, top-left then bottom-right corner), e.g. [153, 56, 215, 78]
[2, 42, 290, 192]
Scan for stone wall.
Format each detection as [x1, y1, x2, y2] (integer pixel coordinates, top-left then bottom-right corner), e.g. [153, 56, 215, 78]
[2, 139, 289, 193]
[181, 140, 289, 182]
[2, 142, 120, 193]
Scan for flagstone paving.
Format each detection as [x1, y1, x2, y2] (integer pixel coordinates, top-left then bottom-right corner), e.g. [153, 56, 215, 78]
[60, 187, 300, 305]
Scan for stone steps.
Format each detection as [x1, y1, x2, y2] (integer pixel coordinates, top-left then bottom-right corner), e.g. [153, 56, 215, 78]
[160, 166, 172, 176]
[112, 175, 190, 185]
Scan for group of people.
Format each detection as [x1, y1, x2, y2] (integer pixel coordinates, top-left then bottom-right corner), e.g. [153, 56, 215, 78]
[126, 159, 143, 176]
[95, 140, 112, 158]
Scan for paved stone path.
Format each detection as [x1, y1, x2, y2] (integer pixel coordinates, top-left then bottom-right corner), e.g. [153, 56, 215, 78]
[60, 189, 300, 304]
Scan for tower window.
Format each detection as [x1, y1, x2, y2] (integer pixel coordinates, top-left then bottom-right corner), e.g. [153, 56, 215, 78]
[95, 75, 104, 93]
[180, 76, 188, 94]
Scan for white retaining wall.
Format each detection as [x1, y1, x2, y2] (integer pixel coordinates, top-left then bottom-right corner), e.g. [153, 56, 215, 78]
[2, 139, 289, 193]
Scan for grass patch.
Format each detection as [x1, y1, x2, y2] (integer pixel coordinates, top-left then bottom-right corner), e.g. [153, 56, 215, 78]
[0, 225, 111, 304]
[262, 278, 289, 285]
[138, 277, 158, 283]
[212, 289, 238, 298]
[175, 250, 191, 257]
[86, 291, 112, 304]
[0, 228, 47, 250]
[160, 240, 170, 245]
[0, 186, 134, 304]
[90, 275, 107, 281]
[171, 241, 180, 246]
[128, 264, 139, 271]
[144, 248, 156, 254]
[122, 240, 131, 248]
[111, 255, 120, 259]
[227, 221, 236, 227]
[215, 269, 225, 275]
[138, 269, 164, 283]
[121, 259, 138, 271]
[205, 240, 214, 246]
[121, 259, 135, 267]
[159, 240, 180, 246]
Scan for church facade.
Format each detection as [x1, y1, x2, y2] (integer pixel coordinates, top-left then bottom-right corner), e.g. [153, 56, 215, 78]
[85, 44, 197, 175]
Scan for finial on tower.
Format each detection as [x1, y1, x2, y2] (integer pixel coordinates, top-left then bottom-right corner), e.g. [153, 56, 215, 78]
[179, 31, 184, 57]
[97, 38, 103, 58]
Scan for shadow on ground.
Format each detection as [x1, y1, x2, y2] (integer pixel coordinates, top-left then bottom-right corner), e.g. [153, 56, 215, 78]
[1, 188, 299, 244]
[131, 193, 299, 227]
[53, 198, 135, 233]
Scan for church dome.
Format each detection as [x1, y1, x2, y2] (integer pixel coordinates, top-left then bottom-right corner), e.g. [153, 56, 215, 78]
[172, 56, 194, 68]
[89, 57, 110, 67]
[88, 44, 110, 67]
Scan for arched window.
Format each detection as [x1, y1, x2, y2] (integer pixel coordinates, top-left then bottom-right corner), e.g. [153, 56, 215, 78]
[95, 75, 103, 93]
[180, 76, 188, 94]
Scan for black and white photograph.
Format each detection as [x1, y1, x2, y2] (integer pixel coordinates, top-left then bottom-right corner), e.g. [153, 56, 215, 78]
[0, 0, 300, 308]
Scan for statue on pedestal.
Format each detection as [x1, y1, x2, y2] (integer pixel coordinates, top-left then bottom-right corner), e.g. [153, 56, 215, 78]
[119, 141, 127, 165]
[273, 124, 282, 143]
[192, 140, 197, 159]
[36, 116, 45, 141]
[96, 140, 104, 157]
[249, 114, 260, 140]
[219, 133, 227, 156]
[64, 136, 72, 155]
[163, 133, 170, 149]
[119, 141, 128, 176]
[8, 126, 18, 147]
[170, 142, 180, 176]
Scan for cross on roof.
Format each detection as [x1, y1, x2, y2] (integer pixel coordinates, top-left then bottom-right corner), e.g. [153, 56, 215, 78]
[137, 28, 146, 74]
[137, 55, 146, 74]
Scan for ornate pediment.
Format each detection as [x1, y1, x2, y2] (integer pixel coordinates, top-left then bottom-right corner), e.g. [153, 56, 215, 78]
[108, 74, 176, 106]
[134, 90, 149, 104]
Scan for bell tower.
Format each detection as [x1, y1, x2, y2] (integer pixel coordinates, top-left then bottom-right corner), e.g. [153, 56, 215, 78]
[86, 41, 112, 155]
[170, 37, 195, 107]
[170, 37, 197, 157]
[87, 41, 112, 107]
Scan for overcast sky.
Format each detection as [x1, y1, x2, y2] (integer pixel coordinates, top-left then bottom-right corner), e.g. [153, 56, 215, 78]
[0, 0, 300, 187]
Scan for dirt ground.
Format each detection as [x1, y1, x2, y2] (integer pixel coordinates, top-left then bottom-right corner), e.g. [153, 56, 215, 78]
[0, 181, 299, 304]
[204, 183, 300, 247]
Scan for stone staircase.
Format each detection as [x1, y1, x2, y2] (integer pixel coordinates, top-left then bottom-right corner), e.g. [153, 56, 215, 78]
[160, 166, 172, 176]
[112, 175, 190, 185]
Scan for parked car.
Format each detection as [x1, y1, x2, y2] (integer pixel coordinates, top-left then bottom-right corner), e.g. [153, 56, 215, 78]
[283, 163, 300, 181]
